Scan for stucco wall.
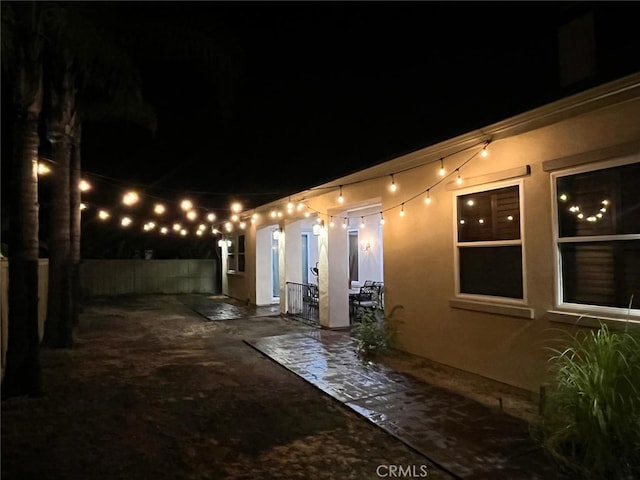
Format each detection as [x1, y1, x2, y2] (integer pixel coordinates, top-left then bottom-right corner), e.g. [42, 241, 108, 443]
[227, 76, 640, 393]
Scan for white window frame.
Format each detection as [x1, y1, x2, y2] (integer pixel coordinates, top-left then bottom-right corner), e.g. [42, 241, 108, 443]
[453, 178, 527, 305]
[550, 156, 640, 320]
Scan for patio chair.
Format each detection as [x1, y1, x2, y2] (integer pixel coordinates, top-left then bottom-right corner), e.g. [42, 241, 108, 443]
[351, 284, 382, 322]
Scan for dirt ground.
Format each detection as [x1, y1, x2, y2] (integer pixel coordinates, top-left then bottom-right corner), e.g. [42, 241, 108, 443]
[1, 294, 540, 480]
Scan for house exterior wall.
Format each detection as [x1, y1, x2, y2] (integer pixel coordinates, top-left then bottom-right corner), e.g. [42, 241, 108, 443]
[225, 74, 640, 393]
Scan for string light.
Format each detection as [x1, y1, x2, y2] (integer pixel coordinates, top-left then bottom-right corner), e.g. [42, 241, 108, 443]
[122, 191, 139, 206]
[37, 163, 51, 175]
[342, 217, 347, 229]
[360, 216, 365, 228]
[481, 140, 491, 158]
[180, 199, 193, 211]
[389, 174, 397, 192]
[79, 179, 91, 192]
[121, 216, 132, 227]
[34, 138, 490, 240]
[329, 216, 335, 228]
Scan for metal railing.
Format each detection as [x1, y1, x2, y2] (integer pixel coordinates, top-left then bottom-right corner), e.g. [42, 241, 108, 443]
[286, 281, 320, 327]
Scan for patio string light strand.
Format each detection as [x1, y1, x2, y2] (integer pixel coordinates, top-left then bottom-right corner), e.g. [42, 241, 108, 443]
[34, 139, 490, 237]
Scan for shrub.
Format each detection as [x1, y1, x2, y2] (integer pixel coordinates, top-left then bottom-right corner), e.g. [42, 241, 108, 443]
[352, 305, 402, 359]
[534, 322, 640, 479]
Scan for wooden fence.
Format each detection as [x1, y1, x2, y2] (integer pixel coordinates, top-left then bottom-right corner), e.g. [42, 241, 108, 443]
[1, 259, 217, 373]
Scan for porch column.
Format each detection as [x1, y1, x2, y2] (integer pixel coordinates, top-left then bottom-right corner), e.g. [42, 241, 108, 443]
[319, 222, 350, 329]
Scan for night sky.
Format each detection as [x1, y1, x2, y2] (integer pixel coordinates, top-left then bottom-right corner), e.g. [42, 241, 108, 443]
[3, 1, 638, 243]
[80, 1, 567, 212]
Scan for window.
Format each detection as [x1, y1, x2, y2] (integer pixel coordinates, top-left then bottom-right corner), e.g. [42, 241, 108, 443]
[554, 159, 640, 312]
[302, 233, 310, 285]
[272, 232, 279, 298]
[456, 183, 524, 299]
[348, 229, 359, 284]
[227, 234, 245, 273]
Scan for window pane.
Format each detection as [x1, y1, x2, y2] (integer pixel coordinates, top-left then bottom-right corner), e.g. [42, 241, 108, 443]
[458, 186, 520, 242]
[348, 230, 359, 283]
[560, 240, 640, 308]
[557, 162, 640, 237]
[459, 246, 523, 298]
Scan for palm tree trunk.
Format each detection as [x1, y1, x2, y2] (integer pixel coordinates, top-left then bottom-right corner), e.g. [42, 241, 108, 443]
[70, 124, 82, 328]
[1, 1, 44, 399]
[2, 112, 43, 399]
[42, 137, 72, 348]
[42, 56, 75, 348]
